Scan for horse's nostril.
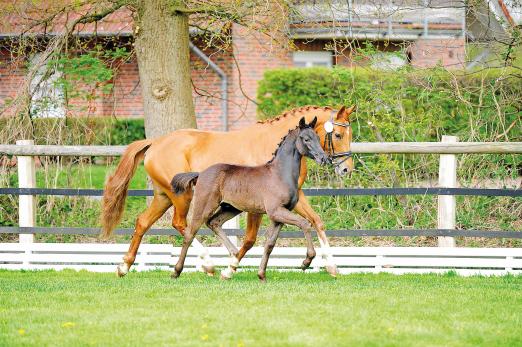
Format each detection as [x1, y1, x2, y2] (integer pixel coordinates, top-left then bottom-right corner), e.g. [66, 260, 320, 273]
[342, 168, 349, 173]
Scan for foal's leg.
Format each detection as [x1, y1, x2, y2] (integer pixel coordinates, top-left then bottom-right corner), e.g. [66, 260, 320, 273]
[171, 192, 215, 276]
[258, 221, 283, 282]
[117, 193, 172, 277]
[172, 185, 221, 279]
[267, 206, 317, 271]
[293, 190, 338, 276]
[206, 205, 241, 280]
[171, 221, 202, 279]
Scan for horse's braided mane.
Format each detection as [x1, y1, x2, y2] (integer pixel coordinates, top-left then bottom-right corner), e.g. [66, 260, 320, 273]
[257, 105, 333, 125]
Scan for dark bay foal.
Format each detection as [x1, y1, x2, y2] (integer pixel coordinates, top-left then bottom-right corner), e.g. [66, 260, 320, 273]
[170, 117, 330, 281]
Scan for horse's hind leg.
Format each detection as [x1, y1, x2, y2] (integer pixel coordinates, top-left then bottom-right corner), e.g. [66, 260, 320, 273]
[172, 189, 220, 279]
[206, 204, 241, 279]
[117, 193, 172, 277]
[171, 221, 202, 279]
[258, 221, 283, 282]
[170, 192, 216, 276]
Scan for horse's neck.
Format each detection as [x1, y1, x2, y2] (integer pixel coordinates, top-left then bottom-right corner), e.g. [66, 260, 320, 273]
[271, 133, 302, 189]
[245, 113, 324, 154]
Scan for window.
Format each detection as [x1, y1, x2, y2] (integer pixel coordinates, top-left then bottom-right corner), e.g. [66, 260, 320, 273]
[370, 52, 407, 70]
[293, 51, 333, 68]
[29, 53, 66, 118]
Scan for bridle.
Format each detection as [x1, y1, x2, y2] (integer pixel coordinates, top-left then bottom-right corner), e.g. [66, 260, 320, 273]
[322, 111, 352, 167]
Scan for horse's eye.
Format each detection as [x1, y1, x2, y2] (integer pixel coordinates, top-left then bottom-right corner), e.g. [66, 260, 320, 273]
[335, 133, 342, 140]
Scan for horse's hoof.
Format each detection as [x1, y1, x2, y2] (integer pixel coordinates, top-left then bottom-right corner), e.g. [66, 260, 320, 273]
[220, 267, 233, 280]
[170, 271, 180, 279]
[202, 265, 215, 276]
[258, 273, 266, 282]
[116, 264, 128, 278]
[326, 264, 339, 277]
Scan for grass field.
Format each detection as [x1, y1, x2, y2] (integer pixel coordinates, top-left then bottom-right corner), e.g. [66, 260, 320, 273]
[0, 270, 521, 346]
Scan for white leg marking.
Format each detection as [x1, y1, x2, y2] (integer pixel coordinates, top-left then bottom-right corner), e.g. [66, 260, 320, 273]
[191, 238, 215, 273]
[221, 267, 233, 280]
[117, 263, 129, 276]
[229, 256, 239, 269]
[319, 238, 337, 275]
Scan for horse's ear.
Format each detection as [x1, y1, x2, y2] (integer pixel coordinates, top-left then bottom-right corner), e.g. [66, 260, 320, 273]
[337, 105, 356, 121]
[309, 116, 317, 128]
[299, 117, 306, 129]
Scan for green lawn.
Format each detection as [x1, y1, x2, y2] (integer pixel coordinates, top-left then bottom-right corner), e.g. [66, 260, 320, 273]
[0, 271, 521, 346]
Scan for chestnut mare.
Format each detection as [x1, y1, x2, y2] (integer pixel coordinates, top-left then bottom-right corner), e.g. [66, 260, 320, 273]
[101, 105, 355, 277]
[171, 117, 330, 281]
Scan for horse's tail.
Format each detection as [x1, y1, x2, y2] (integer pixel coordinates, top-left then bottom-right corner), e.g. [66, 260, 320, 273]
[101, 139, 152, 239]
[171, 172, 199, 195]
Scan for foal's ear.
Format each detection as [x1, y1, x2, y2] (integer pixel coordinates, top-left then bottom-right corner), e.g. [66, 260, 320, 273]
[299, 117, 306, 129]
[309, 116, 317, 129]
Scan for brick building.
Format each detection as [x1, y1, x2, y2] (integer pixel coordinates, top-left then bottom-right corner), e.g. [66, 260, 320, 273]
[0, 1, 517, 131]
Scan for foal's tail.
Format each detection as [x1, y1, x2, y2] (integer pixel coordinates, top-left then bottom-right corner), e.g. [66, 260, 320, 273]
[171, 172, 199, 195]
[101, 139, 152, 239]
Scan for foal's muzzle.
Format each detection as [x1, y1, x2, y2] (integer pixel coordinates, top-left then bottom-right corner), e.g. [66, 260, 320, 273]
[315, 154, 331, 166]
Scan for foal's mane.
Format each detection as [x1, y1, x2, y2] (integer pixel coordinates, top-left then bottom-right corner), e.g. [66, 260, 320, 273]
[257, 105, 334, 125]
[266, 124, 312, 164]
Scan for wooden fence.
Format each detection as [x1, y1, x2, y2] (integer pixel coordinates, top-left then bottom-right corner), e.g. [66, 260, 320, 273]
[0, 139, 521, 275]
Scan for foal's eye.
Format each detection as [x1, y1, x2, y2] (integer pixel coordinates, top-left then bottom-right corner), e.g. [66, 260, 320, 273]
[335, 133, 342, 140]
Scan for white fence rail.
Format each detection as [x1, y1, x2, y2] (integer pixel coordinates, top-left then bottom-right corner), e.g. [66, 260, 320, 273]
[1, 140, 521, 275]
[1, 243, 521, 276]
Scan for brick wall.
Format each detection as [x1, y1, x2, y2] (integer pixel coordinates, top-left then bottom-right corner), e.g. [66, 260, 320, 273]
[110, 56, 143, 118]
[0, 45, 233, 131]
[190, 43, 233, 131]
[0, 36, 466, 129]
[0, 48, 26, 117]
[409, 38, 465, 69]
[293, 38, 465, 69]
[228, 25, 292, 129]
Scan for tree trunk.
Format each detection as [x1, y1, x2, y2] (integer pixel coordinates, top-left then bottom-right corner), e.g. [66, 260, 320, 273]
[134, 0, 196, 139]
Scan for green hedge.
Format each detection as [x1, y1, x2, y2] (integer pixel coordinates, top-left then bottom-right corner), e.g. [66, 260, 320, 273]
[257, 67, 522, 143]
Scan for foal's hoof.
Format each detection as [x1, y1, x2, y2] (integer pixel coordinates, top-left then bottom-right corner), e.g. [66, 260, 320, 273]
[170, 271, 181, 279]
[202, 265, 215, 277]
[257, 273, 266, 283]
[116, 264, 128, 278]
[325, 264, 339, 277]
[301, 261, 312, 271]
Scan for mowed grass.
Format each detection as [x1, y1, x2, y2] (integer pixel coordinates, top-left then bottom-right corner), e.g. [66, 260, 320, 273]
[0, 271, 521, 347]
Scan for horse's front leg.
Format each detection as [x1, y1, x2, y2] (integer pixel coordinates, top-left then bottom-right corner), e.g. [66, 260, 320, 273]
[235, 213, 262, 267]
[118, 193, 172, 277]
[292, 191, 339, 275]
